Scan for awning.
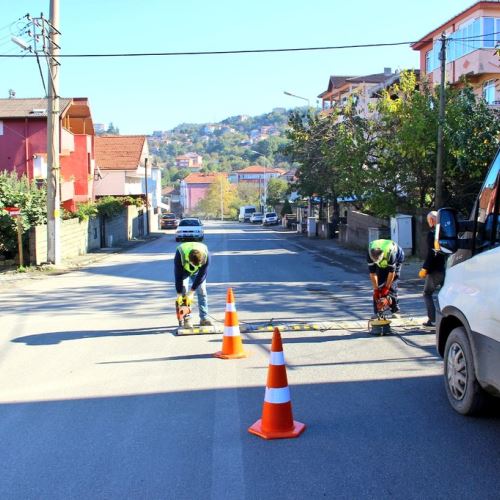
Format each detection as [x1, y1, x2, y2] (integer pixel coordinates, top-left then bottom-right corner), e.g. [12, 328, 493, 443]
[158, 201, 171, 211]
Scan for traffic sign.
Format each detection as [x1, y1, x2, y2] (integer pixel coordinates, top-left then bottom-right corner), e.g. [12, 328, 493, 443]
[4, 207, 21, 217]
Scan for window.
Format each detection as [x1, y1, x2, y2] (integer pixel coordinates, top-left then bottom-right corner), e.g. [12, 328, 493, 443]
[425, 50, 431, 73]
[483, 17, 495, 48]
[483, 80, 496, 104]
[0, 120, 3, 135]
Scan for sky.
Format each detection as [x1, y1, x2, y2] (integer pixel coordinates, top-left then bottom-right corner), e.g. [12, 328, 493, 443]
[0, 0, 477, 134]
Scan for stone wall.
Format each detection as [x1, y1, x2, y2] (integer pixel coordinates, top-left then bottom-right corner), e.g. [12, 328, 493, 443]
[339, 210, 390, 250]
[30, 218, 91, 265]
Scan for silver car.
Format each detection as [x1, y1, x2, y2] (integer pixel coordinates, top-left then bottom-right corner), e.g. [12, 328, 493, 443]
[263, 212, 278, 225]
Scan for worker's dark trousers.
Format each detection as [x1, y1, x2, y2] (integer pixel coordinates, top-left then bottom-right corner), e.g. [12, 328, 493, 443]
[423, 271, 445, 322]
[373, 266, 401, 315]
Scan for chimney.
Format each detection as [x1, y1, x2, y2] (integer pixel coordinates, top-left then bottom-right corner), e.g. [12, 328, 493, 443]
[384, 67, 392, 76]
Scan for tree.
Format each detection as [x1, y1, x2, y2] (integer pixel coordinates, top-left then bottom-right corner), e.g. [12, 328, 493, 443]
[266, 177, 288, 208]
[196, 175, 238, 219]
[236, 183, 259, 206]
[443, 84, 500, 212]
[106, 122, 120, 134]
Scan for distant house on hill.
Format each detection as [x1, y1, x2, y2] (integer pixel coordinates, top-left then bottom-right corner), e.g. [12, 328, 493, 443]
[180, 172, 227, 214]
[175, 152, 203, 170]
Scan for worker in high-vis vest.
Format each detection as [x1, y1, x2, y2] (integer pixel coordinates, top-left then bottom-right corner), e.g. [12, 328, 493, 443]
[367, 239, 405, 317]
[174, 241, 211, 328]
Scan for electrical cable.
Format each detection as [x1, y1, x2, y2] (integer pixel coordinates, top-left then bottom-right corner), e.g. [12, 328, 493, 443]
[0, 39, 435, 58]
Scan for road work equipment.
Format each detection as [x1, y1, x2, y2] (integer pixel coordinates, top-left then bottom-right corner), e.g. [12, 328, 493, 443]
[368, 294, 393, 335]
[175, 295, 191, 327]
[214, 288, 248, 359]
[249, 327, 305, 440]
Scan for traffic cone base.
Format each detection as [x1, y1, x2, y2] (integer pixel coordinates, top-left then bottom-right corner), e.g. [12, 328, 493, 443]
[248, 418, 306, 440]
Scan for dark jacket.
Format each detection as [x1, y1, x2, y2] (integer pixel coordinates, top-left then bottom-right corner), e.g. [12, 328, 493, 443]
[422, 229, 446, 273]
[174, 250, 209, 293]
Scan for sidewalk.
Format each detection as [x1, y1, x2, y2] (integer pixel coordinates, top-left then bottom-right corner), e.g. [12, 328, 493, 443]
[0, 233, 162, 283]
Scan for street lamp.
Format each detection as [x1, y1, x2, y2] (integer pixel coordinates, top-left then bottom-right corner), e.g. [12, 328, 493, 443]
[283, 91, 310, 108]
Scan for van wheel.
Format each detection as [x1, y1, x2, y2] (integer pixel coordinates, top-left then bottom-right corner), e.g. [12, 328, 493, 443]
[444, 327, 489, 415]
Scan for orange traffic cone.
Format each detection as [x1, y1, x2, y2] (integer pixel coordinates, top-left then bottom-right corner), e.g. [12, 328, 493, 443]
[248, 327, 305, 439]
[214, 288, 248, 359]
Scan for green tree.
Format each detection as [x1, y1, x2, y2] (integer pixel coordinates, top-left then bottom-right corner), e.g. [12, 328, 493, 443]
[106, 122, 120, 134]
[266, 177, 288, 208]
[196, 175, 237, 219]
[443, 84, 500, 211]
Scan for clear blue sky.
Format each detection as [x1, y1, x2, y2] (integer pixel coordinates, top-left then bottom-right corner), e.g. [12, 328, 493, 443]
[0, 0, 476, 134]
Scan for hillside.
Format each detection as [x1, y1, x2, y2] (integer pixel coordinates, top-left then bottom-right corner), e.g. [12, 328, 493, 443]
[147, 108, 299, 185]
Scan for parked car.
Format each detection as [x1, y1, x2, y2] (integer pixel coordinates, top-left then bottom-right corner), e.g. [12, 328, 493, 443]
[435, 147, 500, 415]
[175, 218, 204, 242]
[263, 212, 279, 225]
[160, 212, 179, 229]
[238, 205, 256, 222]
[250, 212, 263, 224]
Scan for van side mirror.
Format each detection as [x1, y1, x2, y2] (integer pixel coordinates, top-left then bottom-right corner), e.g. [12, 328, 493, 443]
[435, 208, 459, 254]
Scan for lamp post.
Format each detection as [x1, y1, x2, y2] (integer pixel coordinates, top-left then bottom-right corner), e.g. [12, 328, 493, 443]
[283, 91, 310, 108]
[250, 150, 269, 213]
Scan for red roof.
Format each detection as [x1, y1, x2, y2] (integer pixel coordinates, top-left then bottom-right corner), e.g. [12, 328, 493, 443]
[235, 165, 282, 174]
[95, 135, 146, 170]
[183, 172, 227, 184]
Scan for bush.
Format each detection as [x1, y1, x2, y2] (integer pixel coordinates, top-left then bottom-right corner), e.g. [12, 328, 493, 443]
[0, 172, 47, 257]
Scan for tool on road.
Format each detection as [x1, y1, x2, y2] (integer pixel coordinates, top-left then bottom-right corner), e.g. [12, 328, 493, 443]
[214, 288, 248, 359]
[368, 293, 393, 336]
[249, 327, 305, 440]
[175, 295, 191, 327]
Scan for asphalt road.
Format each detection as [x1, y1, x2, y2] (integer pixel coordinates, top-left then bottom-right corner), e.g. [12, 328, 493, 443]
[1, 221, 499, 499]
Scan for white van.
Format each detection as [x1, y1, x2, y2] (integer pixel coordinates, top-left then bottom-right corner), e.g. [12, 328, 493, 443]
[435, 149, 500, 415]
[238, 205, 256, 223]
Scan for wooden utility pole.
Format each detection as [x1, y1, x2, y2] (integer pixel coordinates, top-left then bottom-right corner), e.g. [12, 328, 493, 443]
[436, 32, 447, 209]
[144, 157, 150, 234]
[46, 0, 61, 264]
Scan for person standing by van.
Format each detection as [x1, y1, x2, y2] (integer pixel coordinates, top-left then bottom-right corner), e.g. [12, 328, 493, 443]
[367, 239, 405, 317]
[419, 211, 446, 327]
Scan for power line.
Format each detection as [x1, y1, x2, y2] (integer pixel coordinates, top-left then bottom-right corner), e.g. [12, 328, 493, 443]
[0, 39, 433, 58]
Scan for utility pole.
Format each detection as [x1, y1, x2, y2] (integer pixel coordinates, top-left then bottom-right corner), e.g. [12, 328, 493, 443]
[46, 0, 61, 264]
[144, 157, 150, 234]
[220, 178, 224, 221]
[436, 32, 447, 209]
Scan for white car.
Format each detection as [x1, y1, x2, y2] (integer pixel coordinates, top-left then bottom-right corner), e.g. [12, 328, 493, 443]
[435, 148, 500, 415]
[263, 212, 279, 225]
[175, 218, 204, 242]
[250, 212, 263, 223]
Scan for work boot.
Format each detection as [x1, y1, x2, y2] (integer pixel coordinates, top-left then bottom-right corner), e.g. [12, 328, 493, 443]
[200, 318, 213, 327]
[183, 317, 193, 328]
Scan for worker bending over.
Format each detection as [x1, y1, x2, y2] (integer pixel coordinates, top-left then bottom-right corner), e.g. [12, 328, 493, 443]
[174, 241, 211, 328]
[367, 239, 405, 317]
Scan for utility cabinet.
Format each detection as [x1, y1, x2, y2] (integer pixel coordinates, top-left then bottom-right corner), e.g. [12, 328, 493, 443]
[390, 214, 413, 253]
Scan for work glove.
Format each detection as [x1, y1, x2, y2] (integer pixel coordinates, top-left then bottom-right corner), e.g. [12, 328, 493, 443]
[380, 286, 390, 297]
[419, 268, 428, 279]
[185, 291, 194, 306]
[176, 294, 184, 306]
[373, 289, 380, 301]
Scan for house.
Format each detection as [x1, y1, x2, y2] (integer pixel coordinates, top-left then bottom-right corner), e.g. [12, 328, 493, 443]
[411, 1, 500, 104]
[175, 152, 203, 169]
[318, 69, 400, 117]
[94, 135, 162, 230]
[179, 172, 227, 214]
[0, 97, 96, 211]
[234, 165, 284, 185]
